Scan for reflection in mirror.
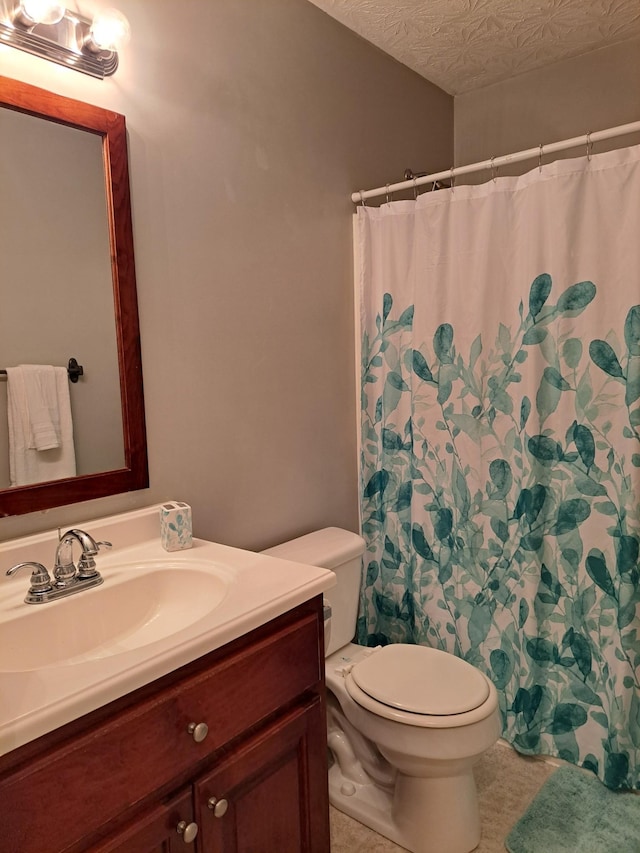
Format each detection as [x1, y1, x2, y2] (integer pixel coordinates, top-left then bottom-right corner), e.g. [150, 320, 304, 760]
[0, 76, 148, 517]
[0, 108, 124, 487]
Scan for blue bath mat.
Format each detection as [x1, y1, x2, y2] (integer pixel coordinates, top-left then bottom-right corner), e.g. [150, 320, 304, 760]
[506, 765, 640, 853]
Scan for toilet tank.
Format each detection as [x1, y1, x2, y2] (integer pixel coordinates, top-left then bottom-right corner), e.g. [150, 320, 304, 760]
[262, 527, 365, 656]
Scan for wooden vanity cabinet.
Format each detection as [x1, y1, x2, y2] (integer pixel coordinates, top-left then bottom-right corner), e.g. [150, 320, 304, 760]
[0, 597, 330, 853]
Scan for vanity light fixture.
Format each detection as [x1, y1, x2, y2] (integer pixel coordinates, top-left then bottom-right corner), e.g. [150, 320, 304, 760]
[13, 1, 65, 26]
[0, 3, 130, 78]
[85, 6, 129, 53]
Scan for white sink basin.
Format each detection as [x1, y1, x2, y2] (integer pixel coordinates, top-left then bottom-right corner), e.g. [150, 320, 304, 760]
[0, 562, 229, 671]
[0, 504, 335, 756]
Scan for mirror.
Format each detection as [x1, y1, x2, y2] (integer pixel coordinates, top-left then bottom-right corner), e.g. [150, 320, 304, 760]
[0, 76, 148, 516]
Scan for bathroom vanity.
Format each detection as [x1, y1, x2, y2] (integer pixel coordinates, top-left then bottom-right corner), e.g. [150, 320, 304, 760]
[0, 506, 335, 852]
[0, 598, 328, 852]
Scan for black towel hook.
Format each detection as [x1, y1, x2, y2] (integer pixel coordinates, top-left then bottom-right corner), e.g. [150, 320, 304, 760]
[67, 358, 84, 383]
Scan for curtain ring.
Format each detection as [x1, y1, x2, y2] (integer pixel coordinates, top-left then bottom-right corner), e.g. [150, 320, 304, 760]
[358, 190, 366, 207]
[450, 166, 455, 192]
[586, 131, 593, 161]
[490, 155, 497, 182]
[538, 144, 544, 172]
[385, 183, 392, 204]
[412, 175, 418, 200]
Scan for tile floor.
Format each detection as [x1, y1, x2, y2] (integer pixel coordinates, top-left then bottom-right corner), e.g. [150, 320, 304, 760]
[329, 740, 558, 853]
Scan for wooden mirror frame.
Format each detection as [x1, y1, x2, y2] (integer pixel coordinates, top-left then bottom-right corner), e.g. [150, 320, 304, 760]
[0, 76, 148, 517]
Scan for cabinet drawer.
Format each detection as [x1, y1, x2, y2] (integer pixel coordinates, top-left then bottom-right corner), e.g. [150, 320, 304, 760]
[0, 609, 322, 853]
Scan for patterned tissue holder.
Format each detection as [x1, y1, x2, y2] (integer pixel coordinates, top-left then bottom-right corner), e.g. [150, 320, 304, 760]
[160, 501, 193, 551]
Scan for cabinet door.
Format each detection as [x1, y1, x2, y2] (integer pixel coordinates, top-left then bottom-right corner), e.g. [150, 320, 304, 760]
[195, 698, 330, 853]
[91, 789, 199, 853]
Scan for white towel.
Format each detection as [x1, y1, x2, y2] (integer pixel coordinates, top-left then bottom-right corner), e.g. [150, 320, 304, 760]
[6, 365, 77, 486]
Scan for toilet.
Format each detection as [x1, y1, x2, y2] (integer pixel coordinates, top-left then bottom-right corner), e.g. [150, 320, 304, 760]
[263, 528, 501, 853]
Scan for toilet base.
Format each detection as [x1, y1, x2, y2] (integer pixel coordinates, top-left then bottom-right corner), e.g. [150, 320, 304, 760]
[329, 762, 408, 850]
[329, 762, 481, 853]
[394, 770, 480, 853]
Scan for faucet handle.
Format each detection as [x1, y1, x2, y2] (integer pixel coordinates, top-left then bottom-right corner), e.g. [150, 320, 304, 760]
[6, 562, 54, 603]
[76, 539, 112, 580]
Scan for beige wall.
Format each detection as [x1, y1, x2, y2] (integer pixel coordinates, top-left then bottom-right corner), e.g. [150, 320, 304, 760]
[0, 0, 452, 547]
[454, 38, 640, 180]
[8, 7, 633, 549]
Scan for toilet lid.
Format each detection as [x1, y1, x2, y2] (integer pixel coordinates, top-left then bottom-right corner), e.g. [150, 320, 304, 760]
[350, 644, 490, 715]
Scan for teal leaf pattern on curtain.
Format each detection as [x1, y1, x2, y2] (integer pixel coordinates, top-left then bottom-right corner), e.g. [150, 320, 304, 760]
[359, 277, 640, 790]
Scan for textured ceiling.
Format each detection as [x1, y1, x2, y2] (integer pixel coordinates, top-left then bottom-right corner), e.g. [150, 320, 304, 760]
[307, 0, 640, 94]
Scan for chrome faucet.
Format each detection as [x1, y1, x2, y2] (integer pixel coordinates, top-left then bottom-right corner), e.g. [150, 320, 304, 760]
[55, 528, 110, 585]
[6, 528, 112, 604]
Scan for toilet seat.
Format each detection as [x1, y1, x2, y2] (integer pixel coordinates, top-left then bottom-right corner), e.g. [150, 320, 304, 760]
[346, 644, 491, 725]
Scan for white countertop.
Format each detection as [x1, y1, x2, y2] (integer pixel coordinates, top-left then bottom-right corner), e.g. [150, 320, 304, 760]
[0, 506, 335, 755]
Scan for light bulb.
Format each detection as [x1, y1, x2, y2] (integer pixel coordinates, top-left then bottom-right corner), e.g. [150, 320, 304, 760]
[88, 8, 130, 52]
[14, 1, 66, 25]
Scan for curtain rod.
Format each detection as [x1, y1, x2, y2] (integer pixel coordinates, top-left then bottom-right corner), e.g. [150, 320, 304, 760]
[351, 120, 640, 204]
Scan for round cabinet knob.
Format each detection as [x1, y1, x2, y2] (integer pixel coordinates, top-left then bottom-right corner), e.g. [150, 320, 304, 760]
[176, 820, 198, 843]
[187, 721, 209, 743]
[207, 796, 229, 818]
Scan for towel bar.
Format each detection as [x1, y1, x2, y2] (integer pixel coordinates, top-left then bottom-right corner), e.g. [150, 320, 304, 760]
[0, 358, 84, 383]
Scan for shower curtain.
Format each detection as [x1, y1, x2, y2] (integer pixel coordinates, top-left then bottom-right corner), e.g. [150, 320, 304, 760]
[356, 144, 640, 790]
